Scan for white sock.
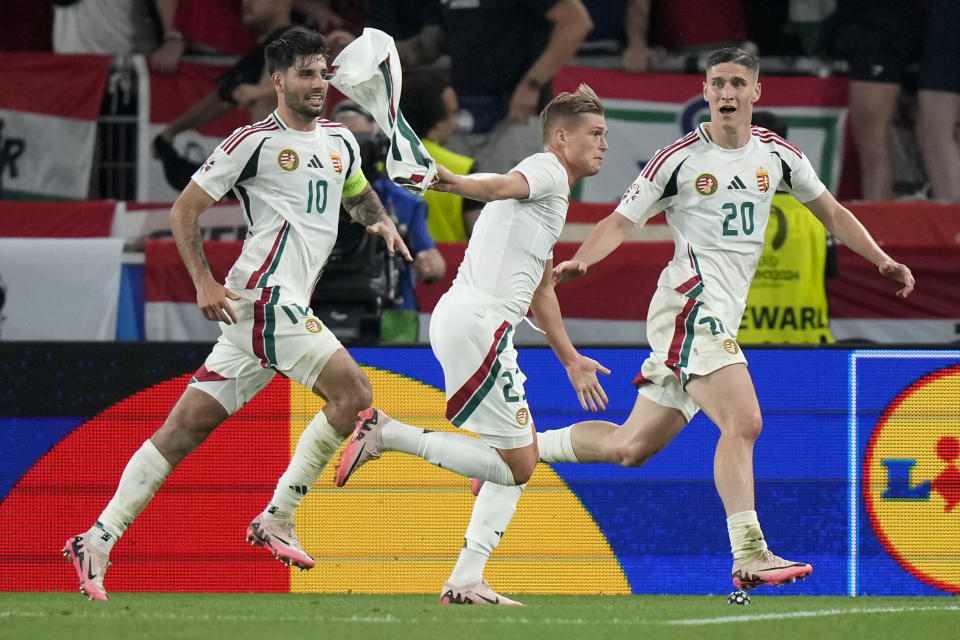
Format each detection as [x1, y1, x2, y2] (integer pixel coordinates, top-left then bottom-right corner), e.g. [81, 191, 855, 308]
[449, 482, 525, 585]
[538, 426, 579, 462]
[727, 509, 767, 560]
[264, 411, 345, 520]
[381, 418, 517, 486]
[92, 439, 173, 552]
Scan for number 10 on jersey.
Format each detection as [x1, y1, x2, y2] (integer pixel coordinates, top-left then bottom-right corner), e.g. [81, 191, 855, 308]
[306, 179, 328, 214]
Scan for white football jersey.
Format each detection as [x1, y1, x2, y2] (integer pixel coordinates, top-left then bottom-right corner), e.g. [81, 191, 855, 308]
[616, 123, 826, 332]
[453, 152, 570, 324]
[192, 111, 365, 306]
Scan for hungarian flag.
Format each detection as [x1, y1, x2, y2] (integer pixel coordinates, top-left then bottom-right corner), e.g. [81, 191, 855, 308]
[0, 53, 111, 200]
[144, 238, 241, 341]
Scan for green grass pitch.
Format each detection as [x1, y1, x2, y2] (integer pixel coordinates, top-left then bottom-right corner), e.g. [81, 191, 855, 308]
[1, 593, 958, 640]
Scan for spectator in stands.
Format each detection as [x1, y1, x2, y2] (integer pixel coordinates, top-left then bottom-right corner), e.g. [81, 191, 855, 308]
[400, 69, 483, 241]
[830, 0, 924, 201]
[368, 0, 434, 46]
[333, 101, 446, 338]
[150, 0, 254, 73]
[739, 111, 836, 344]
[915, 0, 960, 203]
[152, 0, 296, 189]
[153, 0, 353, 72]
[589, 0, 750, 73]
[51, 0, 177, 61]
[399, 0, 593, 175]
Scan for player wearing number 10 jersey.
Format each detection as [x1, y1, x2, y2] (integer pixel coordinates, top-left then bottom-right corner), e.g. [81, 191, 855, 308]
[544, 47, 915, 593]
[62, 28, 412, 601]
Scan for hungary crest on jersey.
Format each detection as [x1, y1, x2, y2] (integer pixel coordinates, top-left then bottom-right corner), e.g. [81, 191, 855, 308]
[757, 167, 770, 192]
[695, 173, 718, 195]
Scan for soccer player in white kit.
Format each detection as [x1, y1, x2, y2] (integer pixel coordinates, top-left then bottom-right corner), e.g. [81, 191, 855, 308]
[545, 48, 916, 593]
[335, 85, 612, 605]
[62, 28, 411, 600]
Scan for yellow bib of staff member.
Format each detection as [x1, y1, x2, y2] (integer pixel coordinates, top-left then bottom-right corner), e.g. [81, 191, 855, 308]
[422, 139, 475, 242]
[738, 193, 835, 344]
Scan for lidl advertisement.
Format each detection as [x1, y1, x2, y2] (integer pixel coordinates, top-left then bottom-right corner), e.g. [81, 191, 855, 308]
[1, 345, 957, 596]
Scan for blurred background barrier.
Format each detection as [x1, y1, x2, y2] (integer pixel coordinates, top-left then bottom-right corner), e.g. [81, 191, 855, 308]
[1, 199, 958, 344]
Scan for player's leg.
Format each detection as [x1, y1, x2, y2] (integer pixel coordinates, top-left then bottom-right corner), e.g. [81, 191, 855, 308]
[63, 384, 233, 600]
[538, 391, 687, 465]
[441, 419, 535, 606]
[336, 293, 534, 487]
[686, 363, 811, 589]
[252, 346, 370, 569]
[336, 408, 534, 487]
[442, 478, 525, 606]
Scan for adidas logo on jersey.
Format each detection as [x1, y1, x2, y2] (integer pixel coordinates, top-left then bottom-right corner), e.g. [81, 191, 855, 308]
[727, 176, 747, 190]
[307, 154, 324, 169]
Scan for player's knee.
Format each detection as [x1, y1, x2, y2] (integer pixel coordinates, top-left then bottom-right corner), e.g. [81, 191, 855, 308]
[330, 375, 373, 415]
[732, 410, 763, 442]
[616, 440, 653, 467]
[509, 459, 535, 485]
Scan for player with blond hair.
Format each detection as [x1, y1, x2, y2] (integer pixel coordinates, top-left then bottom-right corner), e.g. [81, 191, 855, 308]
[335, 84, 611, 605]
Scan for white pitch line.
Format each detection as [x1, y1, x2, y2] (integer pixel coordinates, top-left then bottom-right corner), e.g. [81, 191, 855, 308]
[2, 605, 959, 627]
[665, 605, 960, 626]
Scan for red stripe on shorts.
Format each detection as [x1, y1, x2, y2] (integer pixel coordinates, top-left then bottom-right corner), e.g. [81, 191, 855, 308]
[444, 321, 510, 421]
[664, 296, 697, 382]
[193, 364, 228, 382]
[251, 287, 274, 368]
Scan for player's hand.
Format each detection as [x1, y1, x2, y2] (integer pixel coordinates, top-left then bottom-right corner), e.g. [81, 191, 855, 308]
[552, 260, 587, 284]
[508, 83, 539, 123]
[196, 277, 240, 325]
[565, 354, 611, 412]
[367, 219, 414, 262]
[878, 259, 915, 298]
[428, 164, 459, 193]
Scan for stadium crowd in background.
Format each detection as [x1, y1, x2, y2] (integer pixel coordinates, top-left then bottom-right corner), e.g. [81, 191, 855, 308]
[1, 0, 956, 201]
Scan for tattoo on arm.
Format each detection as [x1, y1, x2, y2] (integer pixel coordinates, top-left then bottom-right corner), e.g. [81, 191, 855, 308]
[192, 224, 210, 270]
[343, 185, 386, 226]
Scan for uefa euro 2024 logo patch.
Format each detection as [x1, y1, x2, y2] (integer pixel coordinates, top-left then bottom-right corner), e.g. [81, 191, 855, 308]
[863, 365, 960, 593]
[621, 181, 642, 204]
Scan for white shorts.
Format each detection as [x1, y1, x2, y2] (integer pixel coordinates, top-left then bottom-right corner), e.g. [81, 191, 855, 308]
[429, 288, 534, 449]
[635, 286, 747, 421]
[189, 291, 342, 415]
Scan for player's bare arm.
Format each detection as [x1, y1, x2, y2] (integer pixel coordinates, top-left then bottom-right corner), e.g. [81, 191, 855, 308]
[531, 260, 610, 412]
[553, 211, 635, 283]
[343, 183, 413, 261]
[805, 190, 915, 297]
[429, 164, 531, 202]
[169, 180, 241, 324]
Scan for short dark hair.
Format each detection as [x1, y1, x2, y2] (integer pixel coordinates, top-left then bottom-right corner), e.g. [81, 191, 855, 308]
[265, 27, 328, 75]
[399, 69, 452, 137]
[752, 111, 788, 138]
[706, 47, 759, 77]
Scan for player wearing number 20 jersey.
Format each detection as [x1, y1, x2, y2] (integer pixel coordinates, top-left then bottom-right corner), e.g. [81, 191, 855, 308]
[615, 122, 826, 333]
[193, 111, 366, 307]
